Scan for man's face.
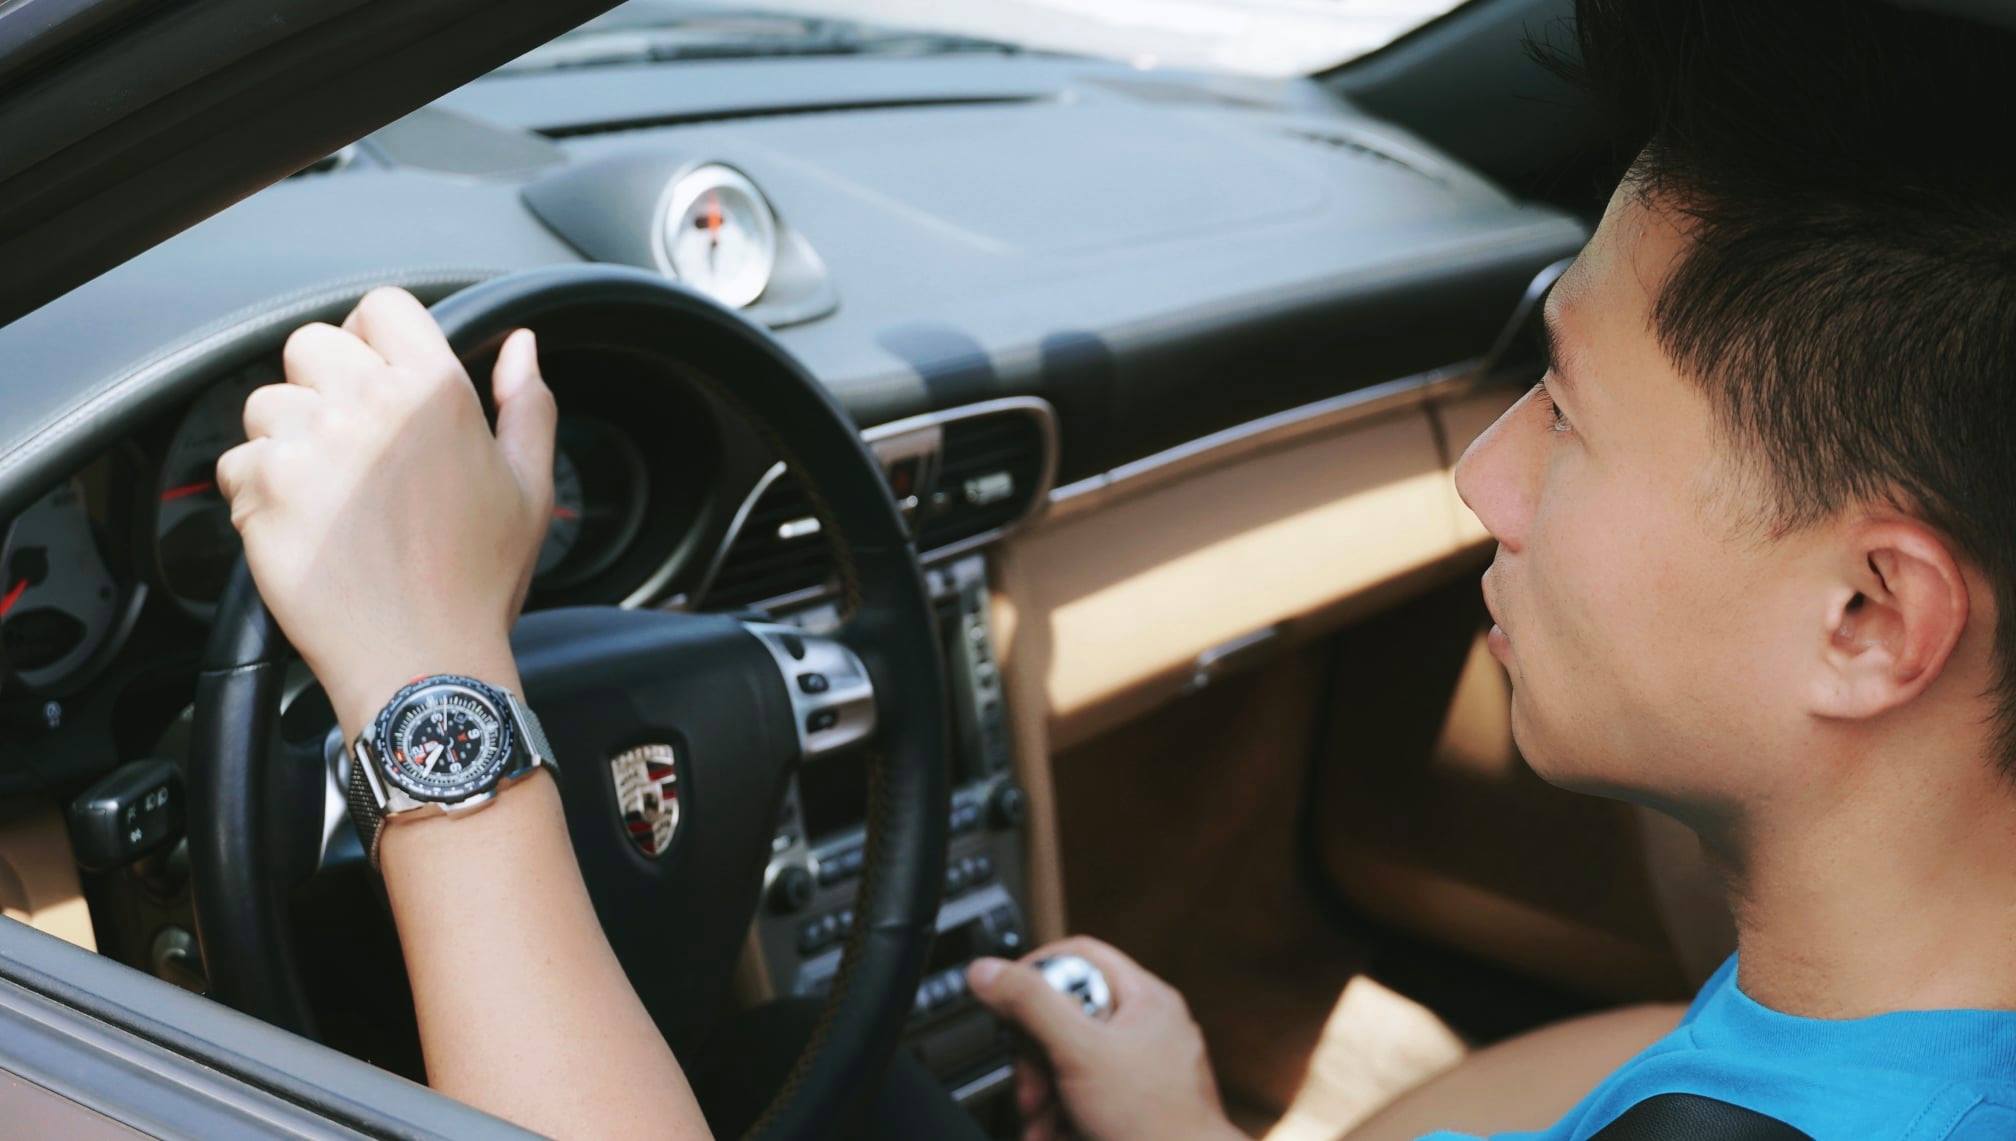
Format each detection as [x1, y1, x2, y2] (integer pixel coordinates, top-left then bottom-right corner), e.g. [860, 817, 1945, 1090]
[1455, 188, 1826, 816]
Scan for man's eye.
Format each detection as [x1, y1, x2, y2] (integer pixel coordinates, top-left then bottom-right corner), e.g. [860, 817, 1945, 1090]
[1534, 381, 1573, 434]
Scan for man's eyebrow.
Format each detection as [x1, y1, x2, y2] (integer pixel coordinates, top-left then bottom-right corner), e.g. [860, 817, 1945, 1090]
[1539, 302, 1579, 400]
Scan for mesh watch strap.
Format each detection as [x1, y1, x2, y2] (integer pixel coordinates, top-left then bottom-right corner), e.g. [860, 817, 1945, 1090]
[346, 751, 389, 868]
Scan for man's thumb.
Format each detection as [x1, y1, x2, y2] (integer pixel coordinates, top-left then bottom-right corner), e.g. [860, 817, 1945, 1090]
[492, 328, 556, 489]
[967, 957, 1087, 1058]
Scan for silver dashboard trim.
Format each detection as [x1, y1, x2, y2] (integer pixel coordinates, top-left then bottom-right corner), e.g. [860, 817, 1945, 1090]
[1044, 358, 1483, 524]
[689, 395, 1059, 613]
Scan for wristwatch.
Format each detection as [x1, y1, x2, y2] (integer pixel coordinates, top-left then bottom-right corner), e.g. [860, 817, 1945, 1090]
[346, 674, 558, 869]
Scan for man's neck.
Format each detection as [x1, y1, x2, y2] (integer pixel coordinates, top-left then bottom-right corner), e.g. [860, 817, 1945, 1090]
[1718, 746, 2016, 1020]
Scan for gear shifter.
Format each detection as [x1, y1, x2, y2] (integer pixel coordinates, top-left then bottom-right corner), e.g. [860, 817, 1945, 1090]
[1035, 953, 1114, 1021]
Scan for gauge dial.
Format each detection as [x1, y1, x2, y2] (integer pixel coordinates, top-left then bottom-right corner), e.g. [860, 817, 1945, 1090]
[1, 478, 121, 691]
[533, 418, 651, 593]
[381, 683, 511, 801]
[660, 164, 778, 310]
[155, 368, 265, 618]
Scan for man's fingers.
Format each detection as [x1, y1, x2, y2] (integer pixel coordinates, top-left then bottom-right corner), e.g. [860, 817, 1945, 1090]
[491, 328, 557, 497]
[343, 287, 460, 374]
[281, 322, 383, 394]
[242, 383, 320, 441]
[214, 438, 270, 521]
[967, 957, 1096, 1062]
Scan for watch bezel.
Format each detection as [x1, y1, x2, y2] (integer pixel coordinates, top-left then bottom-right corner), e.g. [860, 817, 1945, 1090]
[368, 675, 519, 804]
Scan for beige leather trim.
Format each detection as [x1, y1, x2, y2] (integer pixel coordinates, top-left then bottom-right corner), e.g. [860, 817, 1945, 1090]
[988, 578, 1069, 943]
[999, 406, 1465, 754]
[0, 798, 95, 952]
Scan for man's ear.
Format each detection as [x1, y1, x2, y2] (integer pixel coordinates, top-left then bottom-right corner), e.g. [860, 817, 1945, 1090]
[1810, 519, 1970, 721]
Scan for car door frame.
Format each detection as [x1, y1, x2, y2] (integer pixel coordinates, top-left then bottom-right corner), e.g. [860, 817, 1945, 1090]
[0, 0, 621, 325]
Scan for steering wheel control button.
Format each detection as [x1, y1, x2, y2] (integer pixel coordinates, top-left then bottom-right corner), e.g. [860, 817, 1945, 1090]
[746, 622, 877, 759]
[1037, 955, 1115, 1021]
[69, 759, 183, 871]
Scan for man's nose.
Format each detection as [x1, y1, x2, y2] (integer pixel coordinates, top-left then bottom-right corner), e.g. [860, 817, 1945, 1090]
[1452, 388, 1541, 555]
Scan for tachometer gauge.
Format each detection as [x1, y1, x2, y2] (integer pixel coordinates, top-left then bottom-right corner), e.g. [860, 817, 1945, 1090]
[532, 418, 650, 593]
[659, 164, 778, 310]
[154, 367, 266, 618]
[536, 449, 584, 578]
[1, 478, 122, 691]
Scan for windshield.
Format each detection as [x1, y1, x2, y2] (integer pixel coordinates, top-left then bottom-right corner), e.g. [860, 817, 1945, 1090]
[520, 0, 1471, 78]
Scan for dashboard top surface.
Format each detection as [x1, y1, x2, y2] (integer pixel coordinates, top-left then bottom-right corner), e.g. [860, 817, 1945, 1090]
[0, 51, 1583, 506]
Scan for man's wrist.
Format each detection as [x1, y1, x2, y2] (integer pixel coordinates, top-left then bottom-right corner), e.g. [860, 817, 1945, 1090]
[329, 644, 524, 744]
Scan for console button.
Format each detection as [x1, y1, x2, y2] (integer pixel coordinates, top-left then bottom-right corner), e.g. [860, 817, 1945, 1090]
[988, 783, 1028, 830]
[945, 863, 969, 896]
[796, 672, 830, 694]
[994, 928, 1025, 956]
[839, 847, 866, 876]
[797, 919, 827, 955]
[769, 865, 814, 914]
[970, 854, 995, 883]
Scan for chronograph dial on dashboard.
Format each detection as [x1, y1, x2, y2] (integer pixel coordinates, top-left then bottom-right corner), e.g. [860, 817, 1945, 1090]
[658, 164, 778, 310]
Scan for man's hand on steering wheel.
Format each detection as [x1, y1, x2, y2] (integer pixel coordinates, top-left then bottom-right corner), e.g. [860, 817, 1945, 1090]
[968, 935, 1244, 1141]
[215, 286, 555, 738]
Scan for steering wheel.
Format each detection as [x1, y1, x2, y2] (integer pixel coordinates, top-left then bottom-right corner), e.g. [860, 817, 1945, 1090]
[185, 265, 951, 1138]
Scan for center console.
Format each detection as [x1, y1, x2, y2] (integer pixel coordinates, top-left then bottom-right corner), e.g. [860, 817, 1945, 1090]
[749, 553, 1030, 1130]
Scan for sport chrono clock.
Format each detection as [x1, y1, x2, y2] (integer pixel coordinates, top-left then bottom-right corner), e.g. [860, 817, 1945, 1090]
[347, 674, 557, 868]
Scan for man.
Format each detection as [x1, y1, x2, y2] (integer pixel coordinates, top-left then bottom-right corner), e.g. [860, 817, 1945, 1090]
[221, 0, 2016, 1138]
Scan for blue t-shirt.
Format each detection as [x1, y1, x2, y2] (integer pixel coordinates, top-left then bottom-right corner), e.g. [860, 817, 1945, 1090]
[1422, 956, 2016, 1140]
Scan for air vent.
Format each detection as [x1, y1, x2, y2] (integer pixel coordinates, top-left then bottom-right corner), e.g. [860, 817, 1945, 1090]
[1280, 128, 1443, 185]
[702, 473, 835, 610]
[918, 411, 1048, 553]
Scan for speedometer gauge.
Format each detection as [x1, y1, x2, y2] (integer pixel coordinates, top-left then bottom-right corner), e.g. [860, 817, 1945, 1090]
[659, 164, 777, 310]
[1, 478, 122, 691]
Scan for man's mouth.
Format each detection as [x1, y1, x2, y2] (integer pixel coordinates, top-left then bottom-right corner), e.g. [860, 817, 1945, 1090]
[1480, 579, 1512, 663]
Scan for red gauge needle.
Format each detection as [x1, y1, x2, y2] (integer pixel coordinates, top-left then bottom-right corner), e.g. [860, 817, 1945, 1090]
[705, 191, 722, 275]
[159, 479, 216, 502]
[553, 505, 579, 521]
[0, 579, 26, 617]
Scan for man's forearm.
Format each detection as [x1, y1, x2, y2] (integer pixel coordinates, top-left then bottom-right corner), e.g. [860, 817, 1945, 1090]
[378, 768, 712, 1140]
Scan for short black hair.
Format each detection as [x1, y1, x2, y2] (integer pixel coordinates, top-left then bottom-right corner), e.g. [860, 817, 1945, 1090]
[1542, 0, 2016, 768]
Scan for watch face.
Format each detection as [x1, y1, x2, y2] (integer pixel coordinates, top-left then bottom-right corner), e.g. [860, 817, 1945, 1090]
[376, 681, 515, 802]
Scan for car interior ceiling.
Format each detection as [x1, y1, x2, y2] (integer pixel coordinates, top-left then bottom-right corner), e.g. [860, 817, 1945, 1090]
[17, 0, 1961, 1137]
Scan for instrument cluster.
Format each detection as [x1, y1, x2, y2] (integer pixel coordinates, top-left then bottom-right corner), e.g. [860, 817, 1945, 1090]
[0, 351, 711, 699]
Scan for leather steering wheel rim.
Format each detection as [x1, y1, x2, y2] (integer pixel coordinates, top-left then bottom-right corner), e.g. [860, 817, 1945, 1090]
[188, 264, 951, 1139]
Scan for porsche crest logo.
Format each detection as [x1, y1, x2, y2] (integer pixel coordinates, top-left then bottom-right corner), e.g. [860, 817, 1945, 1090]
[609, 744, 681, 858]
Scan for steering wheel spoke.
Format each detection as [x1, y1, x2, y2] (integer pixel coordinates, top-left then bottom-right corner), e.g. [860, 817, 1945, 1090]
[743, 621, 877, 760]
